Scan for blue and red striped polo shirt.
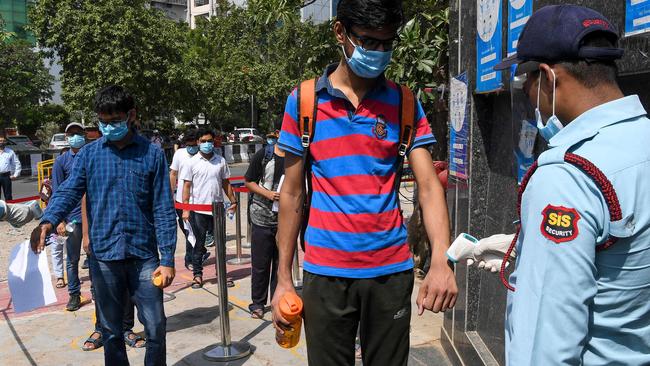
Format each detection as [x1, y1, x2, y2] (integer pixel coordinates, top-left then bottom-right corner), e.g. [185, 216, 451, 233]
[279, 65, 436, 278]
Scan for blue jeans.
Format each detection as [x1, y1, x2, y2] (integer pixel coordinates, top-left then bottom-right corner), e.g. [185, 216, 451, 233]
[65, 223, 83, 295]
[89, 256, 166, 366]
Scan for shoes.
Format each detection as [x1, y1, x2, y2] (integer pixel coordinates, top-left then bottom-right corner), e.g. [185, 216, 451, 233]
[66, 294, 82, 311]
[81, 258, 89, 270]
[205, 232, 215, 247]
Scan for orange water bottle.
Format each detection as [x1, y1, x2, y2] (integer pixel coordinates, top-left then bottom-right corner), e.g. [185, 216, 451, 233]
[276, 293, 303, 348]
[152, 273, 164, 289]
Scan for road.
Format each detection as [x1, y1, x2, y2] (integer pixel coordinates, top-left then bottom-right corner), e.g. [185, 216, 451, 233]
[7, 162, 250, 202]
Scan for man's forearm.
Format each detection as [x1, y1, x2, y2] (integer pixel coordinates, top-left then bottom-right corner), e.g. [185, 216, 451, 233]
[223, 180, 236, 203]
[169, 170, 178, 194]
[419, 183, 451, 264]
[245, 181, 269, 198]
[276, 190, 303, 282]
[182, 181, 191, 203]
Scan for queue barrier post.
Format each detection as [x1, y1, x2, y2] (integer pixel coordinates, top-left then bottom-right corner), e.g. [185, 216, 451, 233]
[227, 191, 251, 265]
[203, 201, 251, 362]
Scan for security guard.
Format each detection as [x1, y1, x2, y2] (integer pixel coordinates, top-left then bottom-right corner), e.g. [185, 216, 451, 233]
[492, 5, 650, 365]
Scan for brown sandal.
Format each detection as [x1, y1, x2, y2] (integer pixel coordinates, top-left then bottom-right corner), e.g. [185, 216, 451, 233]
[251, 309, 264, 319]
[55, 278, 66, 288]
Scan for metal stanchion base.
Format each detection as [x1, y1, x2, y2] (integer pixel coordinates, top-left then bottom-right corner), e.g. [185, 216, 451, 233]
[163, 292, 176, 303]
[203, 341, 252, 362]
[227, 257, 251, 265]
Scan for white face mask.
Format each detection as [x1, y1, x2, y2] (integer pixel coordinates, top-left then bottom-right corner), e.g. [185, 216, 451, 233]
[535, 68, 563, 142]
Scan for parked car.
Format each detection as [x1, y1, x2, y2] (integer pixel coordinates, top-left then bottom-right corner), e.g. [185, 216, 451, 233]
[7, 135, 35, 146]
[234, 128, 263, 143]
[49, 133, 70, 150]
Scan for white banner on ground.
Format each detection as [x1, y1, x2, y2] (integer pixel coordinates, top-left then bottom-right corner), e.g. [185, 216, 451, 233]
[8, 241, 57, 313]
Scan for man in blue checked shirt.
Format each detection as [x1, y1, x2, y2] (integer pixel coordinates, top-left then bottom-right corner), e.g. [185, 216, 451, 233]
[31, 85, 176, 366]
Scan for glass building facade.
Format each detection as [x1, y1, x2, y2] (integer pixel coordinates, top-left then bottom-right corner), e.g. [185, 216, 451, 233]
[0, 0, 35, 43]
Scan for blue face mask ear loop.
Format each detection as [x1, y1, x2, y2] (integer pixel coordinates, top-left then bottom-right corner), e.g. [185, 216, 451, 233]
[536, 68, 557, 123]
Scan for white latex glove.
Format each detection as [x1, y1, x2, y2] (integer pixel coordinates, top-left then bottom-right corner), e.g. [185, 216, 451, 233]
[468, 233, 516, 273]
[0, 200, 43, 228]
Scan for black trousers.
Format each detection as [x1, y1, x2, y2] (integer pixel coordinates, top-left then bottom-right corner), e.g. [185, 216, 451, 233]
[0, 173, 12, 200]
[249, 223, 278, 311]
[188, 212, 211, 277]
[302, 270, 414, 366]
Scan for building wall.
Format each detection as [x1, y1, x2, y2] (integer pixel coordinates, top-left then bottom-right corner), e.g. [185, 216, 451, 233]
[0, 0, 35, 43]
[151, 0, 187, 22]
[302, 0, 338, 24]
[443, 1, 650, 366]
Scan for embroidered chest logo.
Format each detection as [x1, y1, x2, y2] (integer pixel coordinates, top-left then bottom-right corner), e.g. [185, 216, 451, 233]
[540, 205, 581, 243]
[373, 115, 388, 140]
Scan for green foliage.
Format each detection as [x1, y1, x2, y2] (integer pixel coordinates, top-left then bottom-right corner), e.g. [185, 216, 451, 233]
[36, 121, 63, 149]
[386, 6, 449, 108]
[0, 39, 53, 129]
[20, 104, 71, 140]
[28, 0, 189, 123]
[182, 1, 338, 132]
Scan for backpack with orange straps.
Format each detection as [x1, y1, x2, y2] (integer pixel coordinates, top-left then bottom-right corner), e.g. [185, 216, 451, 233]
[295, 78, 418, 249]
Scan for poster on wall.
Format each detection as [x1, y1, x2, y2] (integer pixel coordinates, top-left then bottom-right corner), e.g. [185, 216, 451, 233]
[507, 0, 533, 57]
[476, 0, 503, 93]
[449, 73, 469, 180]
[625, 0, 650, 36]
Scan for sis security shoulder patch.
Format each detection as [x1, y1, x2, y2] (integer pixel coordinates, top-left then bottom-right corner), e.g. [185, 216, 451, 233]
[540, 205, 581, 243]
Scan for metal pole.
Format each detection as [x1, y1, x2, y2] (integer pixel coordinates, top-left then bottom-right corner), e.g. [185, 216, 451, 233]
[243, 218, 252, 249]
[292, 245, 302, 288]
[228, 192, 250, 265]
[203, 201, 251, 362]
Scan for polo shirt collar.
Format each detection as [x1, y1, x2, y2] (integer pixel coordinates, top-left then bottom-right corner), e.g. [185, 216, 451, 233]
[199, 152, 218, 162]
[549, 95, 648, 148]
[315, 63, 388, 96]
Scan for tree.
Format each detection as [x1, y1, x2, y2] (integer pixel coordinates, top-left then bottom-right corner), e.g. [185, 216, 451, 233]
[0, 39, 53, 129]
[29, 0, 190, 124]
[22, 104, 71, 145]
[182, 1, 338, 132]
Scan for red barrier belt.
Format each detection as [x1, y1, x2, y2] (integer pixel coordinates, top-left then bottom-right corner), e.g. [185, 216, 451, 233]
[233, 187, 249, 193]
[174, 202, 214, 211]
[6, 195, 41, 204]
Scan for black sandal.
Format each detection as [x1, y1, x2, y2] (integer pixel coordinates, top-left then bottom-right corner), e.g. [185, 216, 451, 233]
[191, 276, 203, 289]
[81, 331, 103, 351]
[124, 331, 146, 348]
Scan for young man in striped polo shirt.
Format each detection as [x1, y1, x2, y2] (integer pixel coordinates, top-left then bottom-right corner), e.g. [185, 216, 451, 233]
[272, 0, 457, 364]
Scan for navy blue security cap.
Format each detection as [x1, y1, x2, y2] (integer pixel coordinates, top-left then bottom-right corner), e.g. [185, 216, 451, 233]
[494, 5, 624, 75]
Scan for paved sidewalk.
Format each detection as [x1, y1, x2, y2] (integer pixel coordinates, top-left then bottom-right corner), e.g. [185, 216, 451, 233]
[0, 191, 451, 366]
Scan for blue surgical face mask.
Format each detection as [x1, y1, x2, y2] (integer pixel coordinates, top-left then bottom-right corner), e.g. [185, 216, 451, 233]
[186, 145, 199, 155]
[535, 69, 563, 142]
[67, 134, 86, 149]
[199, 142, 214, 154]
[342, 36, 393, 79]
[266, 138, 277, 146]
[99, 120, 129, 141]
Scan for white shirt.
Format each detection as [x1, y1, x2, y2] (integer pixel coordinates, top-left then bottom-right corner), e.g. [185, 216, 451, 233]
[170, 148, 195, 203]
[0, 147, 21, 178]
[180, 152, 230, 215]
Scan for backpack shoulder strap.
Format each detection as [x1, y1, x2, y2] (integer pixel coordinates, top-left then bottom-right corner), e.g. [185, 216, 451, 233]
[297, 78, 318, 152]
[397, 85, 416, 156]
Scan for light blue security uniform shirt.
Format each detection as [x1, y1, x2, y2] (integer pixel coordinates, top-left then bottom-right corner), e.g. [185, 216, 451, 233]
[506, 96, 650, 365]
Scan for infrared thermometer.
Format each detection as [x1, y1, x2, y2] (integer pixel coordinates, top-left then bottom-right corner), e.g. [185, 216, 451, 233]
[446, 233, 479, 263]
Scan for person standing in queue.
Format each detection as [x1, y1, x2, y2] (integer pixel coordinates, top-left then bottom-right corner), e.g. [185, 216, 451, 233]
[31, 85, 176, 366]
[272, 0, 457, 364]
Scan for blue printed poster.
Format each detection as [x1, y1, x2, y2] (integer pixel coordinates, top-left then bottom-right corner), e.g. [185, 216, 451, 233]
[507, 0, 533, 57]
[449, 73, 469, 180]
[625, 0, 650, 36]
[476, 0, 503, 93]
